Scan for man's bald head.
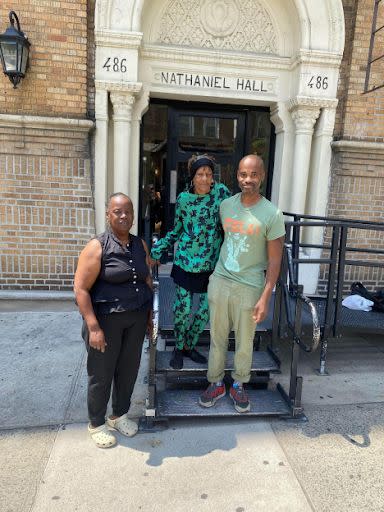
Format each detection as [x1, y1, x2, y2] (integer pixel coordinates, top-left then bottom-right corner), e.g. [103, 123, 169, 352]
[238, 154, 265, 174]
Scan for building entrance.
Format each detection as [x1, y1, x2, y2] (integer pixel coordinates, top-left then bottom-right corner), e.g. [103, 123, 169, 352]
[140, 100, 274, 241]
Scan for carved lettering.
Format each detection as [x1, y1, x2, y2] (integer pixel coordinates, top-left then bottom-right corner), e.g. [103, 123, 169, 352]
[157, 71, 274, 94]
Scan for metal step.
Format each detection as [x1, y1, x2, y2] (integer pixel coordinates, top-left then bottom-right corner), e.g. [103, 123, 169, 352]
[155, 349, 280, 374]
[156, 388, 290, 418]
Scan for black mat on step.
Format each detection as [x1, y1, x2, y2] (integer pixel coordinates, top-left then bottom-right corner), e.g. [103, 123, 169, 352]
[155, 349, 279, 373]
[156, 388, 290, 417]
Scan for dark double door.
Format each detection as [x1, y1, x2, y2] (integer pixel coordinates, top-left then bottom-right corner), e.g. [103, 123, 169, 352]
[140, 101, 274, 238]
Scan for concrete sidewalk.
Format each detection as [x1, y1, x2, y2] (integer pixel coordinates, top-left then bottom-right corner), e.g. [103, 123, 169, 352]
[1, 301, 384, 512]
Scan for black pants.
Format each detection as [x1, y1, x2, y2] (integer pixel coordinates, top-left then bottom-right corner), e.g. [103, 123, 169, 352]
[83, 309, 148, 427]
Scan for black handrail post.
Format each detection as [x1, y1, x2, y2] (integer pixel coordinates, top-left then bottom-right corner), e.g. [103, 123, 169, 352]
[289, 285, 303, 401]
[318, 225, 340, 375]
[144, 235, 159, 429]
[272, 279, 282, 350]
[334, 226, 348, 337]
[292, 216, 300, 285]
[273, 246, 289, 342]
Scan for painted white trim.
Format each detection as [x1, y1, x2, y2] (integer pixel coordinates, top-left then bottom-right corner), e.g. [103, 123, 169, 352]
[332, 140, 384, 153]
[0, 114, 94, 132]
[95, 80, 142, 93]
[95, 30, 143, 48]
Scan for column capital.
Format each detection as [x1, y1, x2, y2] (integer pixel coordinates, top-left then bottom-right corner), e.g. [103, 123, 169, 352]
[289, 105, 320, 134]
[110, 92, 136, 122]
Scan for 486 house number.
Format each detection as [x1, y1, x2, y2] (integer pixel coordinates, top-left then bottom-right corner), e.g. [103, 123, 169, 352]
[103, 57, 127, 73]
[307, 75, 328, 90]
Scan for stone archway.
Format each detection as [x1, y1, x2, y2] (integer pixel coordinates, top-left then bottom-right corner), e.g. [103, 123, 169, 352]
[96, 0, 345, 55]
[93, 0, 345, 233]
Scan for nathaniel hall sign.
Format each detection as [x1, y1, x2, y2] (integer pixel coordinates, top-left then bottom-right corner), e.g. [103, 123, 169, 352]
[154, 71, 275, 93]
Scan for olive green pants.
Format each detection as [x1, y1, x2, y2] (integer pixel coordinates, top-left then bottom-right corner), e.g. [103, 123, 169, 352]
[207, 274, 263, 383]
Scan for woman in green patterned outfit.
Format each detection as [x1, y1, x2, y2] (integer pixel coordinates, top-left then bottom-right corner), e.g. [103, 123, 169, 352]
[150, 154, 231, 369]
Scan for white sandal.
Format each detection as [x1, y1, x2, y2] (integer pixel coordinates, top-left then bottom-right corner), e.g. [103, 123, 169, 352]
[107, 413, 138, 437]
[88, 423, 117, 448]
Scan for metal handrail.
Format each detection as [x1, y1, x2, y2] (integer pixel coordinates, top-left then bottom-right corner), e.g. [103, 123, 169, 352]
[282, 246, 321, 353]
[283, 211, 384, 228]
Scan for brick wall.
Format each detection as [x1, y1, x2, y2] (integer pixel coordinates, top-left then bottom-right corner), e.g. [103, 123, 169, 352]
[87, 0, 96, 119]
[0, 123, 95, 290]
[0, 0, 95, 291]
[0, 1, 88, 117]
[318, 0, 384, 294]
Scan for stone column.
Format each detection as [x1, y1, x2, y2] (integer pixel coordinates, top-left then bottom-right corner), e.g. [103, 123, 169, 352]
[288, 102, 320, 214]
[129, 91, 149, 234]
[306, 105, 337, 217]
[270, 102, 295, 211]
[302, 105, 338, 291]
[110, 92, 135, 195]
[94, 88, 109, 233]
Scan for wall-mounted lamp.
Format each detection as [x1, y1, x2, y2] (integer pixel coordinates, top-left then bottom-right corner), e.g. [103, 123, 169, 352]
[0, 11, 30, 88]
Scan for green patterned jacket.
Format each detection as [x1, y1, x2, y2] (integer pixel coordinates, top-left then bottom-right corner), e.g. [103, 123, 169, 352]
[151, 183, 231, 272]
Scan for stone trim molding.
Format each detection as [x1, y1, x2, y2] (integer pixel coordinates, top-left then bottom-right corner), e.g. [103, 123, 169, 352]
[141, 45, 291, 70]
[332, 140, 384, 154]
[0, 114, 94, 133]
[288, 96, 339, 111]
[292, 49, 343, 68]
[0, 290, 74, 300]
[95, 30, 143, 48]
[141, 45, 342, 72]
[95, 80, 143, 94]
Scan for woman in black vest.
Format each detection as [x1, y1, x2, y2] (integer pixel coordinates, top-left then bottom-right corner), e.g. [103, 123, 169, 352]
[74, 193, 153, 448]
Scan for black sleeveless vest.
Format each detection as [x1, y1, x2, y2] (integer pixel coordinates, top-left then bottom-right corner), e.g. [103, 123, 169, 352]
[90, 231, 153, 314]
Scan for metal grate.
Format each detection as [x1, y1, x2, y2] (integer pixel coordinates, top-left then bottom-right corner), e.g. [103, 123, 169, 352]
[156, 389, 291, 418]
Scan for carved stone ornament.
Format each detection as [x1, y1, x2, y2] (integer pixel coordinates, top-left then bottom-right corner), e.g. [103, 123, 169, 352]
[157, 0, 277, 54]
[290, 107, 320, 133]
[200, 0, 239, 37]
[110, 92, 136, 121]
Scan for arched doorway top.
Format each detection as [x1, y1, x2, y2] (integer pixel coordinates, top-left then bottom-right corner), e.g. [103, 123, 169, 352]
[95, 0, 345, 56]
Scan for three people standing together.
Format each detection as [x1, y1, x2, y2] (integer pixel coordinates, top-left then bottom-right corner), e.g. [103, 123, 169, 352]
[75, 153, 284, 447]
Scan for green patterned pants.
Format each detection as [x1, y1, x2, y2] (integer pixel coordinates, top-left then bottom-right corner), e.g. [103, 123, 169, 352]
[173, 284, 209, 350]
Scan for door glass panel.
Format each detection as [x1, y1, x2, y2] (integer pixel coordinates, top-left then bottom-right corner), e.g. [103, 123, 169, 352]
[140, 103, 274, 240]
[246, 110, 272, 196]
[141, 104, 167, 240]
[178, 115, 237, 152]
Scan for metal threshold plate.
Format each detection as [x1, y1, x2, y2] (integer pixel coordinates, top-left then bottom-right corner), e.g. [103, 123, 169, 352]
[155, 350, 279, 373]
[156, 388, 290, 417]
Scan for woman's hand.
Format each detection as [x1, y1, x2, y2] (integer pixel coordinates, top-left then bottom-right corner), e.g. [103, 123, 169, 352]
[89, 327, 107, 353]
[149, 256, 160, 267]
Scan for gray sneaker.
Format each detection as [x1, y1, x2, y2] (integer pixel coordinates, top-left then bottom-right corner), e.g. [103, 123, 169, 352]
[199, 383, 226, 407]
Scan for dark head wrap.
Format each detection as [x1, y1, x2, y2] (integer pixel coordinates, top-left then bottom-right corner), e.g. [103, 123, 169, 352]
[189, 157, 215, 180]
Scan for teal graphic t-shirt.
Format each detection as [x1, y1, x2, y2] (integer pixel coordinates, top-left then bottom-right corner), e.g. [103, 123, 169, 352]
[214, 193, 285, 288]
[151, 183, 231, 272]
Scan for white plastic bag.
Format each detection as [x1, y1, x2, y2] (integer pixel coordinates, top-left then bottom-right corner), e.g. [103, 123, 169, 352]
[342, 294, 374, 312]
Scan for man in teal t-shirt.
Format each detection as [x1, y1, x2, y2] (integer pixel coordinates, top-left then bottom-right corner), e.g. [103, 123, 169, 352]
[199, 155, 285, 413]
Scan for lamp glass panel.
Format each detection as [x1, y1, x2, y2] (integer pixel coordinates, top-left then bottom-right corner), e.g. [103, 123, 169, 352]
[20, 44, 28, 74]
[17, 41, 23, 70]
[0, 41, 17, 71]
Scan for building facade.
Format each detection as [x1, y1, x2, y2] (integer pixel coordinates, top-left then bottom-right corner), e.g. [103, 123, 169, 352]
[0, 0, 383, 291]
